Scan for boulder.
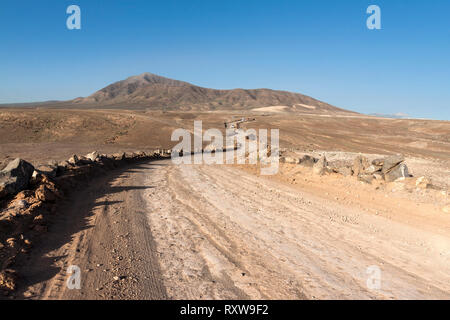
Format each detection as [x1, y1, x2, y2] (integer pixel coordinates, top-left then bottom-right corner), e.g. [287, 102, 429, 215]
[381, 155, 405, 174]
[358, 174, 374, 184]
[416, 176, 431, 189]
[48, 160, 58, 168]
[353, 155, 370, 176]
[35, 184, 57, 202]
[282, 156, 299, 164]
[58, 161, 69, 168]
[313, 155, 327, 175]
[68, 154, 80, 166]
[0, 158, 35, 199]
[0, 269, 17, 292]
[365, 164, 382, 175]
[336, 166, 353, 177]
[36, 165, 57, 178]
[78, 156, 93, 165]
[14, 199, 28, 209]
[373, 172, 384, 180]
[85, 151, 99, 162]
[384, 163, 410, 182]
[125, 152, 135, 160]
[372, 158, 385, 166]
[299, 155, 317, 167]
[112, 152, 126, 161]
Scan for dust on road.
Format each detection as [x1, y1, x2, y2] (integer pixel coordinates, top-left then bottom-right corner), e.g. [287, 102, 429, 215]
[16, 160, 450, 300]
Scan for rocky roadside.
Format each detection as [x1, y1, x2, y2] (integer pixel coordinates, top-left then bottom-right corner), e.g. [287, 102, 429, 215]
[280, 151, 449, 211]
[0, 149, 171, 296]
[282, 152, 430, 187]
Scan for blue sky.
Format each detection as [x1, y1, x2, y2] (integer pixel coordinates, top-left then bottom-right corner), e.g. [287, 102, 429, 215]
[0, 0, 449, 119]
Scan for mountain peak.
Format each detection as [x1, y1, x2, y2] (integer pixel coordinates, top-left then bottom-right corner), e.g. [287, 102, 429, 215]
[124, 73, 188, 86]
[73, 73, 354, 114]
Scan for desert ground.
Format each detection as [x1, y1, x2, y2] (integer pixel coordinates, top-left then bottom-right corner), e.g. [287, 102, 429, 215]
[1, 107, 449, 299]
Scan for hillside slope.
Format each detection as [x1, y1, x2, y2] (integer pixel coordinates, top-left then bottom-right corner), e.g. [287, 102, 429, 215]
[71, 73, 353, 113]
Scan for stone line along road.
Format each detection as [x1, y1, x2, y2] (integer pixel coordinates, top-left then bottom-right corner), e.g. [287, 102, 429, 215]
[17, 160, 450, 300]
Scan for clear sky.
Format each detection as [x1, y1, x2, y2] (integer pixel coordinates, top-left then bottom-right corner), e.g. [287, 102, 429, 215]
[1, 0, 449, 119]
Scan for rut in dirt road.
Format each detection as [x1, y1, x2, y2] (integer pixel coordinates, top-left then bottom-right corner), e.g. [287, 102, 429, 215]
[144, 161, 450, 300]
[16, 160, 450, 300]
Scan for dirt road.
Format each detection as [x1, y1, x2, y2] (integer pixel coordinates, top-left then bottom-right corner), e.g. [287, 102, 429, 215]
[15, 160, 450, 300]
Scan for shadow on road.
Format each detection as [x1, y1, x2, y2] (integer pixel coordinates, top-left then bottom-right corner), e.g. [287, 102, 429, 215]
[13, 161, 167, 299]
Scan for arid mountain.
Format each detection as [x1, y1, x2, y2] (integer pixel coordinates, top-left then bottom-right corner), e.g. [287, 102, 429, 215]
[71, 73, 354, 113]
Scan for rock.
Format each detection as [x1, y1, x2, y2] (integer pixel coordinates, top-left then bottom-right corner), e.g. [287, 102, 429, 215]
[381, 155, 405, 174]
[282, 156, 299, 164]
[112, 152, 126, 161]
[125, 152, 136, 160]
[77, 156, 92, 165]
[48, 160, 58, 168]
[85, 151, 99, 162]
[373, 172, 384, 180]
[313, 156, 327, 175]
[299, 155, 317, 167]
[14, 199, 28, 209]
[372, 158, 385, 166]
[415, 176, 431, 189]
[0, 158, 35, 199]
[35, 185, 57, 202]
[68, 155, 79, 166]
[58, 161, 69, 169]
[0, 270, 17, 292]
[30, 170, 40, 183]
[36, 165, 57, 178]
[365, 165, 382, 175]
[33, 214, 44, 223]
[14, 190, 34, 200]
[6, 238, 16, 248]
[336, 166, 353, 176]
[358, 174, 374, 184]
[352, 155, 370, 176]
[384, 163, 410, 182]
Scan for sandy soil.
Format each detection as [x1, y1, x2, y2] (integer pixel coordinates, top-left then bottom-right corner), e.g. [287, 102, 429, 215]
[2, 108, 450, 168]
[14, 162, 167, 300]
[13, 159, 450, 300]
[2, 108, 450, 300]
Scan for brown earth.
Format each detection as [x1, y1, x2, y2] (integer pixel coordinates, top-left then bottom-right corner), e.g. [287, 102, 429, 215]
[66, 73, 354, 113]
[1, 108, 449, 168]
[1, 107, 449, 299]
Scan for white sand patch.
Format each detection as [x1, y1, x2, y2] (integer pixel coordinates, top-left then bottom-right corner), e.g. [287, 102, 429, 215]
[252, 106, 289, 113]
[294, 104, 316, 110]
